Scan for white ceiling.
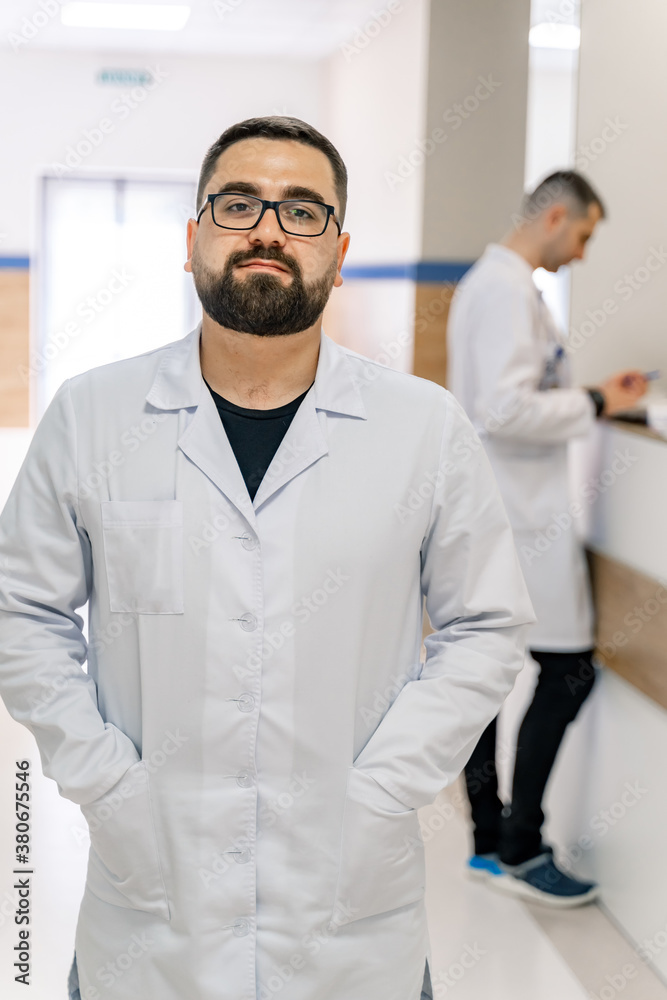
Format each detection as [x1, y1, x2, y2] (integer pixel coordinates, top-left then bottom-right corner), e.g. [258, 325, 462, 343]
[0, 0, 394, 57]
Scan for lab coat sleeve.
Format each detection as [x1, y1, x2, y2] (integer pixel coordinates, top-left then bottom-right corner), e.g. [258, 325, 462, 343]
[353, 393, 535, 811]
[468, 279, 596, 443]
[0, 381, 140, 806]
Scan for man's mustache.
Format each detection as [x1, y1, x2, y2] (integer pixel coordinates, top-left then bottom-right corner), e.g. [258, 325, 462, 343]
[226, 247, 300, 277]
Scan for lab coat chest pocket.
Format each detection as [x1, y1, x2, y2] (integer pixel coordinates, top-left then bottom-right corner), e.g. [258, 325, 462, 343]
[101, 500, 184, 614]
[329, 767, 425, 929]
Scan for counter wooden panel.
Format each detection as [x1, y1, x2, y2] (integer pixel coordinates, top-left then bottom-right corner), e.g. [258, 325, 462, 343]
[588, 548, 667, 711]
[412, 282, 455, 387]
[0, 269, 30, 426]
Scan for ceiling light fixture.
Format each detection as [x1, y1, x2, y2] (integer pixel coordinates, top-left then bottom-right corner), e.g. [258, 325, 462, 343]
[61, 3, 191, 31]
[529, 23, 581, 50]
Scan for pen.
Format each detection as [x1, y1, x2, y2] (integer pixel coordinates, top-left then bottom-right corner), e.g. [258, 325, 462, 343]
[621, 369, 661, 386]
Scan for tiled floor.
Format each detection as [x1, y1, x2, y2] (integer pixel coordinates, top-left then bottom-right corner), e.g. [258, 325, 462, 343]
[422, 782, 667, 1000]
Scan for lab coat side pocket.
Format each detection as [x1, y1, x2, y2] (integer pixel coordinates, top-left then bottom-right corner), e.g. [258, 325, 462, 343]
[329, 767, 425, 930]
[101, 500, 184, 614]
[81, 760, 171, 921]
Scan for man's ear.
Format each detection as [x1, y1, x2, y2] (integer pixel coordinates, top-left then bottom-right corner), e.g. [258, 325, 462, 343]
[184, 218, 197, 273]
[333, 232, 351, 288]
[544, 203, 568, 233]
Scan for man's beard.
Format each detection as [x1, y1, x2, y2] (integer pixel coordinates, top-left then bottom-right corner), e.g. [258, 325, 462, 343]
[190, 244, 338, 337]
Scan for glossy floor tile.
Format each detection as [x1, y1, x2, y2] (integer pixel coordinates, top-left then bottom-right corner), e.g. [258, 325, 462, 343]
[421, 782, 667, 1000]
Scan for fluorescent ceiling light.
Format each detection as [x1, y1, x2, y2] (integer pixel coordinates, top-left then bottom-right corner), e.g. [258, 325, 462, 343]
[529, 23, 581, 50]
[61, 3, 191, 30]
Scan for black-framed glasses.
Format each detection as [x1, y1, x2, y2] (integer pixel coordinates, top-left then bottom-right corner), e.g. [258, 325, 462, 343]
[196, 192, 341, 237]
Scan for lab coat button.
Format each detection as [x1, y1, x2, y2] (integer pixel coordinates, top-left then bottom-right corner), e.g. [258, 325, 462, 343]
[237, 693, 255, 712]
[238, 612, 257, 632]
[234, 848, 251, 864]
[240, 533, 258, 551]
[236, 770, 253, 788]
[232, 918, 250, 937]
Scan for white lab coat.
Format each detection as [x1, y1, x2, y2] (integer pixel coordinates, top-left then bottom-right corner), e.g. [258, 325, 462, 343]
[0, 324, 534, 1000]
[447, 243, 596, 651]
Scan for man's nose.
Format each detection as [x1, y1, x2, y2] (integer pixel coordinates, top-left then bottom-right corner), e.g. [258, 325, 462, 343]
[249, 206, 286, 245]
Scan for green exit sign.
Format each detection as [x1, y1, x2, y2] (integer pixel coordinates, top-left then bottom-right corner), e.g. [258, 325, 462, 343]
[97, 68, 154, 87]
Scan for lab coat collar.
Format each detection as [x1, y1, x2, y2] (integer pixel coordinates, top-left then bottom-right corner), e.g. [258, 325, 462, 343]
[145, 322, 367, 420]
[484, 243, 536, 284]
[145, 321, 367, 522]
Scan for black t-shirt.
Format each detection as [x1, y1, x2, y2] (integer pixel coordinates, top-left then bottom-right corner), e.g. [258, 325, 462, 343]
[205, 379, 312, 500]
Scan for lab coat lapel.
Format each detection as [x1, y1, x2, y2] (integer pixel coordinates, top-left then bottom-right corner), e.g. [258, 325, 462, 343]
[252, 331, 367, 509]
[145, 324, 255, 526]
[178, 391, 255, 524]
[145, 325, 366, 517]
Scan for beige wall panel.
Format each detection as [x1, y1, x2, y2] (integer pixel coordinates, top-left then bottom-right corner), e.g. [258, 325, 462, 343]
[412, 282, 456, 387]
[322, 279, 415, 372]
[0, 270, 29, 427]
[588, 548, 667, 712]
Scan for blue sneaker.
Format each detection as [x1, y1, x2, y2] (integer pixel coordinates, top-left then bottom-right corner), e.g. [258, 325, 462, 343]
[466, 852, 506, 881]
[493, 848, 599, 908]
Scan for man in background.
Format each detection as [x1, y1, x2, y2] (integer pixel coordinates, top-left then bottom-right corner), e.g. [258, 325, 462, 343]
[447, 170, 646, 907]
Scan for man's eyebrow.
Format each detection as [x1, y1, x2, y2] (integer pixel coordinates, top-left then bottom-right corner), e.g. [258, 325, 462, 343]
[281, 185, 327, 205]
[214, 181, 262, 196]
[213, 181, 330, 206]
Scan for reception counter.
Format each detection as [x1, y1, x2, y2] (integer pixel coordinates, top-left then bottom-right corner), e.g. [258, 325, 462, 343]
[542, 418, 667, 981]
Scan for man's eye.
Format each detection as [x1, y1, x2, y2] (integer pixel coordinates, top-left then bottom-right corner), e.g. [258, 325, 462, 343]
[228, 201, 253, 212]
[286, 205, 315, 219]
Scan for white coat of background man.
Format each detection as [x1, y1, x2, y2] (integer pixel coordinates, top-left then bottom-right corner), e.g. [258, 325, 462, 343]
[0, 117, 535, 1000]
[447, 170, 646, 907]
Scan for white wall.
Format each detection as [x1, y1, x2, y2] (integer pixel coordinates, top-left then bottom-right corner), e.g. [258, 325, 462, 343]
[321, 0, 429, 369]
[569, 0, 667, 387]
[0, 48, 324, 256]
[323, 0, 429, 265]
[420, 0, 531, 260]
[565, 7, 667, 964]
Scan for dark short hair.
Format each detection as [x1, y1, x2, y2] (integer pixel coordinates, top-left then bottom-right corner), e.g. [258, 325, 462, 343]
[522, 169, 606, 220]
[196, 116, 348, 224]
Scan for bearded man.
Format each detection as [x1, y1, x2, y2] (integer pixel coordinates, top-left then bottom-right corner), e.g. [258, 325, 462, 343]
[0, 117, 534, 1000]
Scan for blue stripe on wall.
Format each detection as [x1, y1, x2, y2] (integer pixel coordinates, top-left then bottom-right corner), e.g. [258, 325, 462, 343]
[0, 256, 30, 269]
[341, 260, 473, 282]
[0, 258, 474, 280]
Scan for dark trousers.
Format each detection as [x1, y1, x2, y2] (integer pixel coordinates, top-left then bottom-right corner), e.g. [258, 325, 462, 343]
[464, 649, 596, 866]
